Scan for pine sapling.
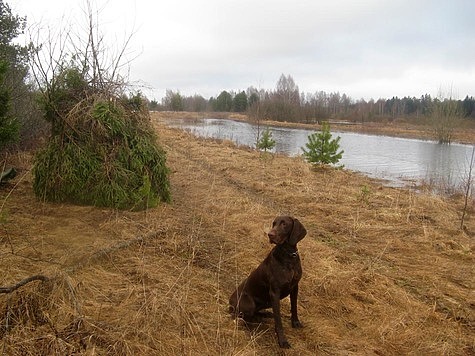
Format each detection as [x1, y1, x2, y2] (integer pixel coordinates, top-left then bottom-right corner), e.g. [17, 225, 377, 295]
[302, 122, 344, 166]
[257, 128, 276, 152]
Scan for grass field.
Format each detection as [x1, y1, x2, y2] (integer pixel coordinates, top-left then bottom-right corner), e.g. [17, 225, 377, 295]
[0, 112, 473, 355]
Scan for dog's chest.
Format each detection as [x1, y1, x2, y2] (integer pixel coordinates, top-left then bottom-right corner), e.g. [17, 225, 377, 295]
[274, 259, 302, 285]
[272, 262, 301, 298]
[288, 262, 302, 283]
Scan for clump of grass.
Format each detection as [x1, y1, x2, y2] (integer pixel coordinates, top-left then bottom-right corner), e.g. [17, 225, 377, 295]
[358, 185, 372, 204]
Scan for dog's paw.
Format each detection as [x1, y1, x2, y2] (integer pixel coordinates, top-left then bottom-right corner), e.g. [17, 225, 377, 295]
[279, 339, 291, 348]
[291, 319, 303, 328]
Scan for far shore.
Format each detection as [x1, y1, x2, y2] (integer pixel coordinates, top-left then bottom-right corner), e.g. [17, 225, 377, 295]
[154, 110, 475, 145]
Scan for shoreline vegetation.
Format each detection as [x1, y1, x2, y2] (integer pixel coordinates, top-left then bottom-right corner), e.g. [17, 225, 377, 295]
[0, 111, 473, 354]
[154, 110, 475, 145]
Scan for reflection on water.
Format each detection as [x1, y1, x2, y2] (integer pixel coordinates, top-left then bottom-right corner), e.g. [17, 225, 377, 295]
[162, 117, 474, 188]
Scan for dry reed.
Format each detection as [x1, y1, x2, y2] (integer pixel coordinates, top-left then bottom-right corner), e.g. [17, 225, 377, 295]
[0, 113, 473, 355]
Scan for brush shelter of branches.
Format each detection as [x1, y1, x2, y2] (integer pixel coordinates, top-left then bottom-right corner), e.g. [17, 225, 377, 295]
[30, 2, 170, 209]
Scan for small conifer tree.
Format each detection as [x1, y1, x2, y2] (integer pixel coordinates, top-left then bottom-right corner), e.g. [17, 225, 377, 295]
[302, 122, 344, 166]
[0, 61, 19, 150]
[257, 128, 276, 152]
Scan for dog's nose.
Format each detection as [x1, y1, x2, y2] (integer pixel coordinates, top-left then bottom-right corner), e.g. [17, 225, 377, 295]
[268, 230, 276, 239]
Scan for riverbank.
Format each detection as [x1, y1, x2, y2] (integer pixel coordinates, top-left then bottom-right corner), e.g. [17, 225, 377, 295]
[0, 116, 473, 354]
[156, 110, 475, 192]
[154, 110, 475, 145]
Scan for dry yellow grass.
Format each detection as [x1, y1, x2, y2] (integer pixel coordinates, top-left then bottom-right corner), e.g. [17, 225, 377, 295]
[0, 112, 474, 355]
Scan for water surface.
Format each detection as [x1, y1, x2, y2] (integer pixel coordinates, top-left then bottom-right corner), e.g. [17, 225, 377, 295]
[162, 117, 474, 189]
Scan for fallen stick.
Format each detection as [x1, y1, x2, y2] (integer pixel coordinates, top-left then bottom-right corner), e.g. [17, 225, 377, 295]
[0, 275, 50, 294]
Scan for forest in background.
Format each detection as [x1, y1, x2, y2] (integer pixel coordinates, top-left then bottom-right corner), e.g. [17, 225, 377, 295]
[154, 74, 475, 125]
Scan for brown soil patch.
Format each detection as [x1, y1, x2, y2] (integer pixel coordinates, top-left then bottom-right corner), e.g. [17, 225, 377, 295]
[0, 112, 474, 354]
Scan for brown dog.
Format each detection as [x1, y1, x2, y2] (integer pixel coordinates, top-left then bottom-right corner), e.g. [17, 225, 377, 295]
[229, 216, 307, 348]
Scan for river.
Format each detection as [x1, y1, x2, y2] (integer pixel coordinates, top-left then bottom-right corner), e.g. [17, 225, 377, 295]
[161, 117, 474, 190]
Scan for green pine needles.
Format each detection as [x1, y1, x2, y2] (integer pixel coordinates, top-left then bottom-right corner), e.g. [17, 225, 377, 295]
[0, 61, 19, 150]
[257, 128, 276, 152]
[33, 69, 171, 210]
[302, 122, 344, 166]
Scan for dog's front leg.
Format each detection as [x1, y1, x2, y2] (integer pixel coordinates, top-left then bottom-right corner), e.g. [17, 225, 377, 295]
[270, 289, 290, 348]
[290, 285, 302, 328]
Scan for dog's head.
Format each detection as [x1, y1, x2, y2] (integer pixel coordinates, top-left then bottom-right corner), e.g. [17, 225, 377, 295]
[268, 216, 307, 246]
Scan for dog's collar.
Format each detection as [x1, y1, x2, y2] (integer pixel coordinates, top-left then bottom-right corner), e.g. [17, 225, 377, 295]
[275, 245, 299, 259]
[288, 251, 299, 258]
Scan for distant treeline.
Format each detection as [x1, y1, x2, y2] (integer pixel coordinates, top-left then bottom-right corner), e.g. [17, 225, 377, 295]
[150, 74, 475, 123]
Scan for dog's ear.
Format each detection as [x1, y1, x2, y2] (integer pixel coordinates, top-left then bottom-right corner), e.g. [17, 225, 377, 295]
[288, 218, 307, 245]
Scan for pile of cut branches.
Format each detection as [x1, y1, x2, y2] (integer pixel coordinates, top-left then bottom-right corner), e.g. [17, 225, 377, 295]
[28, 1, 171, 210]
[33, 60, 170, 209]
[33, 68, 170, 210]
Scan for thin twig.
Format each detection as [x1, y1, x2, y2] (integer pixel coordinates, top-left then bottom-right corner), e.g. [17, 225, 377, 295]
[460, 145, 475, 230]
[0, 275, 49, 294]
[0, 168, 30, 213]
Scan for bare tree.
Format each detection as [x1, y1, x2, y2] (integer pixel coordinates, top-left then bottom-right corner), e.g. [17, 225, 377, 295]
[275, 74, 300, 105]
[29, 0, 137, 101]
[271, 74, 301, 122]
[429, 90, 464, 144]
[460, 145, 475, 230]
[246, 86, 265, 147]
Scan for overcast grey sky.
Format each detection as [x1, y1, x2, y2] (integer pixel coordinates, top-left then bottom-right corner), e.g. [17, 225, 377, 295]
[9, 0, 475, 101]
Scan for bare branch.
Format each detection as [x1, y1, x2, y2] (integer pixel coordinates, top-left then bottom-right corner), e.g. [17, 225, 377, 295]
[460, 145, 475, 230]
[0, 275, 49, 294]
